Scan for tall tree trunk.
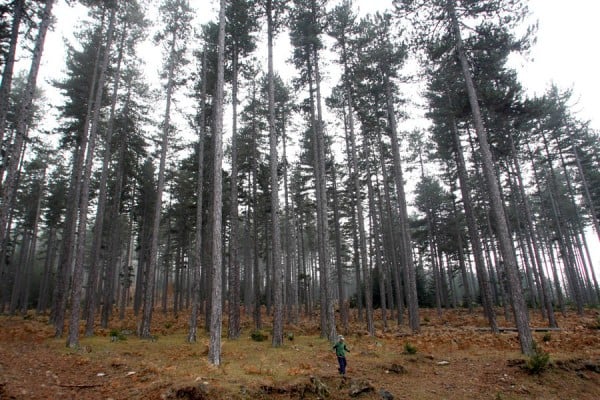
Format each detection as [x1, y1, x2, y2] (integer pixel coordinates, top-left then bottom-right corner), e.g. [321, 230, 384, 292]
[267, 0, 284, 348]
[450, 192, 473, 311]
[188, 49, 207, 343]
[53, 7, 104, 338]
[140, 28, 178, 338]
[447, 0, 531, 354]
[119, 214, 135, 320]
[446, 55, 497, 332]
[251, 83, 261, 330]
[553, 134, 599, 305]
[539, 132, 584, 314]
[384, 77, 420, 332]
[508, 131, 556, 327]
[101, 99, 129, 328]
[307, 45, 336, 342]
[360, 132, 375, 336]
[282, 115, 297, 324]
[85, 16, 126, 336]
[0, 0, 25, 156]
[377, 128, 404, 323]
[227, 45, 241, 340]
[339, 35, 367, 325]
[37, 227, 57, 314]
[0, 0, 55, 267]
[208, 0, 226, 366]
[370, 171, 387, 329]
[331, 165, 348, 333]
[67, 5, 117, 348]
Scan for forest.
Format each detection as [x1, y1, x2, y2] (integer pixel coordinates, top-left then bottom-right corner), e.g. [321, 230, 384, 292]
[0, 0, 599, 386]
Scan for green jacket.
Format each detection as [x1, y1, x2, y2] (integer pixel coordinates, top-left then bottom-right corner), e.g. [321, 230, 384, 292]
[333, 341, 349, 357]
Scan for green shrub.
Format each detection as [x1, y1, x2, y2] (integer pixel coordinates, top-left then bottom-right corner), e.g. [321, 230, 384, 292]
[542, 332, 551, 342]
[251, 330, 268, 342]
[403, 342, 417, 355]
[525, 341, 550, 374]
[109, 329, 127, 342]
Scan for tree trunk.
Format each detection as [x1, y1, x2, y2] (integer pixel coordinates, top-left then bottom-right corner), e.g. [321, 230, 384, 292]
[447, 0, 531, 354]
[508, 132, 556, 327]
[282, 114, 298, 324]
[67, 5, 117, 349]
[267, 0, 284, 348]
[0, 0, 25, 155]
[331, 165, 348, 333]
[85, 16, 126, 336]
[208, 0, 226, 366]
[188, 49, 207, 343]
[227, 47, 241, 338]
[37, 227, 57, 314]
[384, 77, 420, 332]
[0, 0, 55, 270]
[307, 44, 336, 342]
[140, 28, 177, 338]
[52, 7, 105, 338]
[101, 97, 129, 328]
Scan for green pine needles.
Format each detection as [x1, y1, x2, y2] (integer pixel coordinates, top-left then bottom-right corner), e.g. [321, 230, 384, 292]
[525, 341, 550, 374]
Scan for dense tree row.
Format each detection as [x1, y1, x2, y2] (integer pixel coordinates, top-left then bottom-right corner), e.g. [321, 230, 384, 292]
[0, 0, 598, 363]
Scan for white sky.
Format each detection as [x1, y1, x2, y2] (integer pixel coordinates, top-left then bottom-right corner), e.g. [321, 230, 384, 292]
[516, 0, 600, 130]
[38, 0, 600, 129]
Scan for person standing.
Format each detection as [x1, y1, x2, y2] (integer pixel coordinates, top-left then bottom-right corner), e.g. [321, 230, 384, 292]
[332, 335, 350, 375]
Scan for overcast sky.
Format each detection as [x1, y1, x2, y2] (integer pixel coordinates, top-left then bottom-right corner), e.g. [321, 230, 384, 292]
[518, 0, 599, 130]
[39, 0, 600, 131]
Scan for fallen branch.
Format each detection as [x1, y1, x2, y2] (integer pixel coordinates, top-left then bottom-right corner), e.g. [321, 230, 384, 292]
[56, 383, 103, 388]
[475, 327, 562, 332]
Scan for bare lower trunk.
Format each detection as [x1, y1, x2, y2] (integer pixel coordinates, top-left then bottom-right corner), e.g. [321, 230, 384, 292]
[267, 0, 284, 348]
[188, 50, 207, 343]
[384, 77, 419, 332]
[450, 113, 497, 331]
[140, 28, 177, 338]
[208, 0, 226, 365]
[85, 16, 126, 336]
[67, 6, 117, 349]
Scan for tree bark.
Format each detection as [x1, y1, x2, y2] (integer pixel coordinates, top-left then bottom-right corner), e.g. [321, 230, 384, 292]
[384, 76, 420, 333]
[188, 49, 207, 343]
[67, 5, 117, 349]
[447, 0, 531, 354]
[0, 0, 55, 270]
[85, 15, 126, 336]
[140, 27, 177, 338]
[267, 0, 284, 348]
[52, 4, 103, 338]
[0, 0, 25, 155]
[208, 0, 226, 366]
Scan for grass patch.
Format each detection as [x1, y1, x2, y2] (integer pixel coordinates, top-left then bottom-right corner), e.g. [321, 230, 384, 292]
[250, 330, 268, 342]
[403, 342, 417, 355]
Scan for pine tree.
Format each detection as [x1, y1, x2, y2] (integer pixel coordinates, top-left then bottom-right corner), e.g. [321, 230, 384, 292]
[208, 0, 227, 366]
[140, 0, 192, 338]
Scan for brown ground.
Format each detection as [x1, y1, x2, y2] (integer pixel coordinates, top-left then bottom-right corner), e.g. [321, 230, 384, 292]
[0, 308, 599, 399]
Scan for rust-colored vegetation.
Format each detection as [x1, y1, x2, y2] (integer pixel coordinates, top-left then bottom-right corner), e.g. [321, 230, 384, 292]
[0, 308, 599, 399]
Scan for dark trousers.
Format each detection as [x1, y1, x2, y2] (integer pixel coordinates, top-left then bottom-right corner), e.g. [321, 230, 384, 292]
[337, 356, 347, 375]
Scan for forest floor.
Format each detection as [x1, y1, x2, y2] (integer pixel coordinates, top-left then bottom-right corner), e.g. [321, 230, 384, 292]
[0, 307, 599, 399]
